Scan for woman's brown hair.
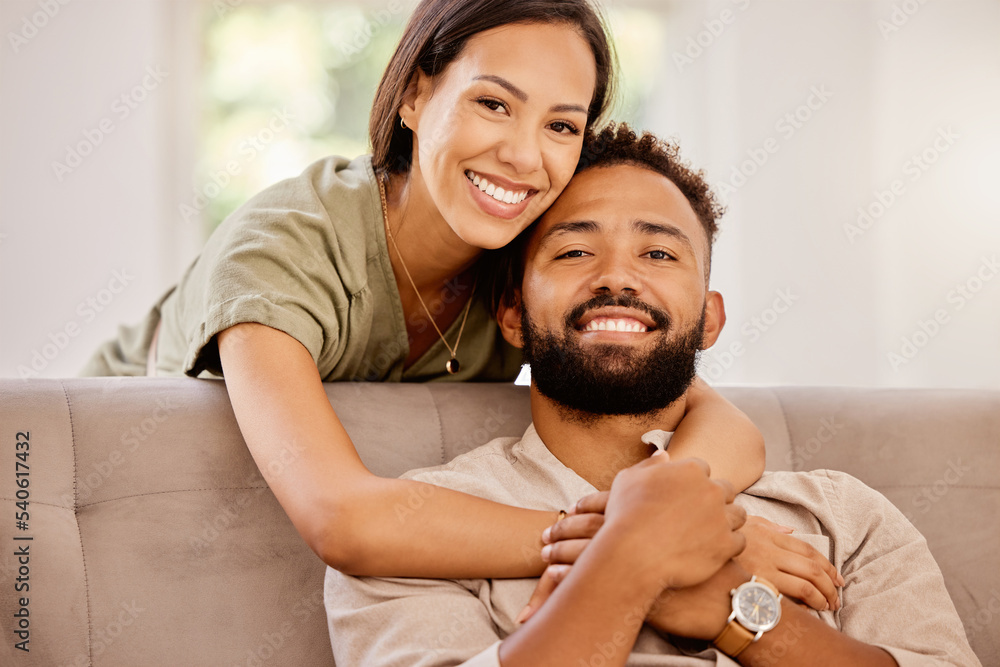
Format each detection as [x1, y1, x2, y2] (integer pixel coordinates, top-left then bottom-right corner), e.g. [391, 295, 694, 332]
[369, 0, 616, 176]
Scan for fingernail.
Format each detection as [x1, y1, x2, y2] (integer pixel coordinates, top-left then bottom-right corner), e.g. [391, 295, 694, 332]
[541, 545, 552, 561]
[515, 606, 532, 624]
[777, 524, 794, 533]
[542, 527, 552, 544]
[837, 573, 845, 586]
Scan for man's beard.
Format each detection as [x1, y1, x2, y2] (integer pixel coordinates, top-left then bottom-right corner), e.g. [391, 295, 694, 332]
[520, 293, 705, 422]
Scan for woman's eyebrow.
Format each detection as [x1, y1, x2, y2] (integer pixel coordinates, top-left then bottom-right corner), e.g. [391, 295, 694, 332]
[474, 74, 588, 115]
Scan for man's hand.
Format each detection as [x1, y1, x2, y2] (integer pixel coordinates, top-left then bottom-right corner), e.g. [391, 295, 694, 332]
[735, 516, 843, 611]
[518, 455, 746, 623]
[646, 561, 750, 640]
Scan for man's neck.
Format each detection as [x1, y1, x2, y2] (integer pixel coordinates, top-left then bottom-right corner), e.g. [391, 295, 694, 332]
[530, 387, 688, 491]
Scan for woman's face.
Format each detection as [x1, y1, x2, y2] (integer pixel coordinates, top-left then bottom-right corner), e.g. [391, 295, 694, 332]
[400, 21, 597, 250]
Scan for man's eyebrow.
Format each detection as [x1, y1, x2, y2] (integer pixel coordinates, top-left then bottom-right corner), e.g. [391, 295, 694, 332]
[474, 75, 588, 115]
[632, 220, 695, 253]
[536, 220, 601, 248]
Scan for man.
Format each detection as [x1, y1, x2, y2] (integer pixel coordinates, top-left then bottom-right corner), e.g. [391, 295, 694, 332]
[324, 125, 979, 667]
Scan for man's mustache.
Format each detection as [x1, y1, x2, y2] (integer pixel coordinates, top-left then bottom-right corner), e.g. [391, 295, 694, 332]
[564, 293, 671, 331]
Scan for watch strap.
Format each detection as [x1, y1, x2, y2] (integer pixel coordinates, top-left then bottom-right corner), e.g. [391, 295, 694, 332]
[713, 619, 755, 657]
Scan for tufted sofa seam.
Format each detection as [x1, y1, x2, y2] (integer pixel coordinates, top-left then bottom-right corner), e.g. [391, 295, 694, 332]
[769, 387, 796, 471]
[78, 486, 270, 509]
[61, 380, 94, 666]
[427, 386, 446, 465]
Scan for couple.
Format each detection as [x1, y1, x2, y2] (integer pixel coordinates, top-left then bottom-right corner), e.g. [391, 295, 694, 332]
[324, 125, 979, 666]
[83, 0, 778, 591]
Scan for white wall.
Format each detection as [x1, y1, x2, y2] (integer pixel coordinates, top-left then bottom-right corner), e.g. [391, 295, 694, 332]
[648, 0, 1000, 388]
[1, 0, 997, 387]
[0, 0, 202, 378]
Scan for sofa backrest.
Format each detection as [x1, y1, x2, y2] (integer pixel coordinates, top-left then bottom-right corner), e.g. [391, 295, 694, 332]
[0, 379, 996, 666]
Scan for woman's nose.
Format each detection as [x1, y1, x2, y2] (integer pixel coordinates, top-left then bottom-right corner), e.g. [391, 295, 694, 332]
[496, 124, 543, 175]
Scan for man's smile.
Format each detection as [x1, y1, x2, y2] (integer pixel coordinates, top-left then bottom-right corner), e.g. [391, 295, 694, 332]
[573, 306, 660, 336]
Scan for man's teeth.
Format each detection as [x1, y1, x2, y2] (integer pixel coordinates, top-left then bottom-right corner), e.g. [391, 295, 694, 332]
[583, 318, 648, 333]
[466, 170, 528, 204]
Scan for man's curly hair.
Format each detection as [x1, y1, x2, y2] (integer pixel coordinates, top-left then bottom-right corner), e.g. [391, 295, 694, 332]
[485, 122, 726, 313]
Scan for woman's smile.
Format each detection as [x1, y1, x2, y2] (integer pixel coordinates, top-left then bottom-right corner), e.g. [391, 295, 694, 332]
[464, 169, 535, 219]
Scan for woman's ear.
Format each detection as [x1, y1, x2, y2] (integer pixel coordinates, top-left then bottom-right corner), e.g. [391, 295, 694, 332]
[700, 291, 726, 350]
[399, 69, 432, 132]
[497, 293, 525, 349]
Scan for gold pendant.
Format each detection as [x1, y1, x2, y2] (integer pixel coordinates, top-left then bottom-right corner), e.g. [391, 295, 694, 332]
[446, 358, 460, 374]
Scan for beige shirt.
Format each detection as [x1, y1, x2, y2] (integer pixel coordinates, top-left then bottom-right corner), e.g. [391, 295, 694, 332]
[324, 424, 980, 667]
[80, 155, 522, 383]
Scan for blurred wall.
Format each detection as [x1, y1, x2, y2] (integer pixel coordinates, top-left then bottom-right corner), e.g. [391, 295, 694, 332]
[1, 0, 997, 387]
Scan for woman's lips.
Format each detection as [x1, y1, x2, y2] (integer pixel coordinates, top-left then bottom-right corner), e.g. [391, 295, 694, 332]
[465, 170, 535, 220]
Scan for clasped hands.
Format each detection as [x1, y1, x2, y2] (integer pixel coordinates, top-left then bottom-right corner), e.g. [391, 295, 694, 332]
[518, 452, 844, 641]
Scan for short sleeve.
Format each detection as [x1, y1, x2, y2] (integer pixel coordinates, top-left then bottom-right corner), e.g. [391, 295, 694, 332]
[161, 156, 378, 378]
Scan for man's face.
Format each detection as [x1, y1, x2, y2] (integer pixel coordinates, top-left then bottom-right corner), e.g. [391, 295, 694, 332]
[500, 163, 725, 417]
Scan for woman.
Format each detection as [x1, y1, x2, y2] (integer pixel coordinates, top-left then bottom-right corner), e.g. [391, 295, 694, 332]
[83, 0, 838, 609]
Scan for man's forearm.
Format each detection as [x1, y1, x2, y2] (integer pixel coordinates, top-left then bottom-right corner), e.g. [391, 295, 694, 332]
[738, 599, 897, 667]
[499, 526, 663, 667]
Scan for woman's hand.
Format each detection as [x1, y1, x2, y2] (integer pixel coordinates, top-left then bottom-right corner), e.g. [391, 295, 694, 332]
[734, 515, 844, 611]
[515, 490, 608, 624]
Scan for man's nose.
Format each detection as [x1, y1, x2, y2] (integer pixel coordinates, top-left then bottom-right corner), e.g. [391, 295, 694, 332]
[589, 254, 643, 296]
[496, 123, 544, 174]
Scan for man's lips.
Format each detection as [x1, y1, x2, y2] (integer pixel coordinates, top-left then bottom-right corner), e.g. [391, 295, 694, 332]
[575, 307, 658, 333]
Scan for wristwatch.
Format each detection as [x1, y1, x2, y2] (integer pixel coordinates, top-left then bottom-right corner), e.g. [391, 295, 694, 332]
[713, 575, 783, 658]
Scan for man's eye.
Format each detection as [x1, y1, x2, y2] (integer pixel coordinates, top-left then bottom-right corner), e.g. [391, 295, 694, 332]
[645, 250, 676, 260]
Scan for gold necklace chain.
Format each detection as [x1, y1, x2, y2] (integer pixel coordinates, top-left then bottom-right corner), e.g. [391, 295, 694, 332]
[378, 177, 476, 375]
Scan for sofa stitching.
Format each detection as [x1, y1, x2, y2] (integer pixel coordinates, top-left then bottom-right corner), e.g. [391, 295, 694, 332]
[77, 486, 270, 509]
[428, 386, 445, 465]
[61, 380, 94, 666]
[770, 387, 796, 471]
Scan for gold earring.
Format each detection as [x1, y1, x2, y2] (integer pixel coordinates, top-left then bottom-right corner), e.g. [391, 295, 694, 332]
[400, 117, 407, 129]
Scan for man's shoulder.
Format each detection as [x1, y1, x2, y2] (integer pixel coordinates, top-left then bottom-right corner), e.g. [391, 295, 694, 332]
[739, 468, 912, 548]
[399, 425, 595, 512]
[401, 436, 527, 503]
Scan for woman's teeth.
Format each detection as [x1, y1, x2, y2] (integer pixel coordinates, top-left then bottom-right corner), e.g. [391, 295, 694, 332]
[466, 170, 528, 204]
[583, 318, 648, 333]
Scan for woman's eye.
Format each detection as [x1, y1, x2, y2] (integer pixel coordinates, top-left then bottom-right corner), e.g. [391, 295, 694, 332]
[478, 97, 507, 113]
[549, 121, 581, 135]
[557, 249, 589, 259]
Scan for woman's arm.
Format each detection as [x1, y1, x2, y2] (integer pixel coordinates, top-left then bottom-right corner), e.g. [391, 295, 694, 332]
[218, 322, 555, 577]
[669, 376, 765, 492]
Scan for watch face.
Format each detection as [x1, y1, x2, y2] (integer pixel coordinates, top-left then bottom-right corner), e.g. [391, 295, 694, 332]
[733, 582, 781, 632]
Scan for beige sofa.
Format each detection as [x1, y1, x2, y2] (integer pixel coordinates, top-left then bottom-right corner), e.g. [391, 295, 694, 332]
[0, 379, 997, 666]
